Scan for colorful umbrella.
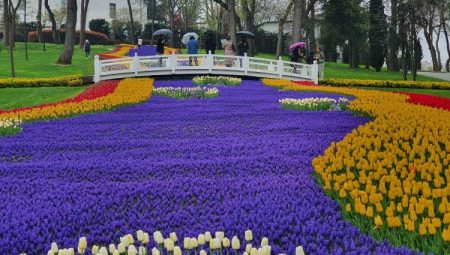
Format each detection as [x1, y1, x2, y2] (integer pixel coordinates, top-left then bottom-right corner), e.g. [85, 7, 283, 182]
[289, 41, 306, 51]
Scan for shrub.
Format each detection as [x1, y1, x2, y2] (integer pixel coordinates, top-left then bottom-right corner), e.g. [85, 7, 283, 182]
[0, 76, 84, 88]
[89, 19, 111, 36]
[28, 29, 110, 45]
[193, 76, 241, 86]
[153, 87, 219, 99]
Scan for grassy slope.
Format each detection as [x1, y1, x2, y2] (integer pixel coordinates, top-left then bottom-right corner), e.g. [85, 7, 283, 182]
[0, 42, 111, 78]
[0, 86, 86, 110]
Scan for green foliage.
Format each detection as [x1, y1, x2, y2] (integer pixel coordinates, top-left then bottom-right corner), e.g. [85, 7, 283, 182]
[369, 0, 388, 72]
[0, 76, 83, 88]
[280, 97, 349, 111]
[89, 19, 112, 36]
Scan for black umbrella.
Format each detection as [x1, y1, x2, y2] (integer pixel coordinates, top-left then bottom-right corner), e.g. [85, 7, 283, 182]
[153, 29, 173, 36]
[237, 31, 255, 39]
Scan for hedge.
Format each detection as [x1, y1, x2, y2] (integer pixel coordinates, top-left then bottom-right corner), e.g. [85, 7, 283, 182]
[0, 76, 84, 88]
[28, 29, 111, 45]
[319, 78, 450, 90]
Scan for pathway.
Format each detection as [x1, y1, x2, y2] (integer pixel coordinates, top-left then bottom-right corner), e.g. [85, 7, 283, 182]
[418, 71, 450, 81]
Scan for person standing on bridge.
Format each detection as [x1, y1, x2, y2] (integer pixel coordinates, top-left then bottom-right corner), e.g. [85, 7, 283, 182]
[156, 35, 166, 67]
[187, 36, 199, 66]
[223, 35, 235, 67]
[237, 36, 249, 67]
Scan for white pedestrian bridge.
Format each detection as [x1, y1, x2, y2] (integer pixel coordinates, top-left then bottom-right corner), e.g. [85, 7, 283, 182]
[94, 52, 321, 83]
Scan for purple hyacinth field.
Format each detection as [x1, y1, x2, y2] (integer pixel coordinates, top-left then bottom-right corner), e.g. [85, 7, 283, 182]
[0, 80, 417, 254]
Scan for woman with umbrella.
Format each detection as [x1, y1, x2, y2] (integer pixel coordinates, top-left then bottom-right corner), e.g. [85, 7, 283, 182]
[156, 35, 166, 66]
[187, 36, 199, 66]
[237, 36, 249, 67]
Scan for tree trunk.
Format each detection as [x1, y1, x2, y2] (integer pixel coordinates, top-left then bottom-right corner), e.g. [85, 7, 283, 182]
[44, 0, 59, 44]
[387, 0, 399, 71]
[308, 4, 316, 51]
[37, 0, 43, 43]
[3, 0, 9, 47]
[423, 29, 440, 72]
[57, 0, 77, 65]
[350, 43, 359, 68]
[127, 0, 135, 44]
[276, 0, 294, 58]
[435, 25, 442, 71]
[79, 0, 89, 48]
[227, 0, 237, 50]
[443, 23, 450, 72]
[292, 0, 304, 43]
[151, 0, 155, 45]
[7, 0, 22, 76]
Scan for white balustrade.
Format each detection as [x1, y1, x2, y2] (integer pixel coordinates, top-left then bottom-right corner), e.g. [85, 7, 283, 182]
[94, 53, 320, 83]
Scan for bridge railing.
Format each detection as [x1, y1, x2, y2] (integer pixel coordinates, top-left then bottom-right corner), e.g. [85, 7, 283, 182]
[94, 52, 320, 84]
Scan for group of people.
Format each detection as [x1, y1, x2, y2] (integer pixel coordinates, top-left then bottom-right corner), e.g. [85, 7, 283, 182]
[153, 34, 250, 67]
[290, 46, 324, 65]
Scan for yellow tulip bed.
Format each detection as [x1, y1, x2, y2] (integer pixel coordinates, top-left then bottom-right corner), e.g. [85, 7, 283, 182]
[320, 78, 450, 90]
[262, 78, 450, 254]
[0, 78, 153, 127]
[0, 75, 83, 88]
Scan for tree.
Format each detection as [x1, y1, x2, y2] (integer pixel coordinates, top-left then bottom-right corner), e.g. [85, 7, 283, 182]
[127, 0, 135, 44]
[387, 0, 399, 71]
[3, 0, 9, 47]
[6, 0, 23, 77]
[79, 0, 90, 48]
[89, 19, 112, 36]
[36, 0, 43, 43]
[44, 0, 59, 43]
[369, 0, 387, 71]
[417, 1, 440, 71]
[57, 0, 77, 65]
[276, 0, 294, 58]
[240, 0, 257, 56]
[292, 0, 304, 43]
[227, 0, 237, 48]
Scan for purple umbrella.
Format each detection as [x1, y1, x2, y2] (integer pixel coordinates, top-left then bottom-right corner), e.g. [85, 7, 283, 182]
[289, 41, 306, 51]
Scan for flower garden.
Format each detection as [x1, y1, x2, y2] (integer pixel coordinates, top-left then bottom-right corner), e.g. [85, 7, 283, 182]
[1, 75, 450, 255]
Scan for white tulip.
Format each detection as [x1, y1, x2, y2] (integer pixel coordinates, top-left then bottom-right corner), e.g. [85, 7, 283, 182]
[170, 232, 178, 242]
[166, 239, 174, 251]
[151, 247, 160, 255]
[213, 238, 222, 250]
[183, 237, 192, 249]
[245, 244, 252, 254]
[262, 245, 271, 255]
[204, 232, 212, 242]
[173, 246, 182, 255]
[118, 243, 126, 254]
[197, 234, 205, 245]
[78, 237, 87, 250]
[47, 250, 54, 255]
[113, 251, 120, 255]
[199, 250, 207, 255]
[295, 246, 305, 255]
[67, 248, 75, 255]
[153, 232, 164, 245]
[243, 253, 249, 255]
[215, 231, 225, 241]
[260, 237, 269, 247]
[57, 249, 64, 255]
[250, 248, 258, 255]
[92, 245, 99, 255]
[121, 237, 130, 247]
[128, 245, 138, 255]
[127, 234, 135, 245]
[109, 244, 117, 253]
[78, 247, 84, 254]
[137, 230, 145, 242]
[142, 233, 150, 244]
[244, 230, 253, 242]
[99, 247, 108, 255]
[231, 236, 240, 250]
[191, 238, 198, 248]
[139, 246, 146, 255]
[51, 242, 59, 253]
[222, 238, 230, 248]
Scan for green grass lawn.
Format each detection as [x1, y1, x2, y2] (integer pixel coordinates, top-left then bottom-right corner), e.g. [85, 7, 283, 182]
[0, 86, 86, 110]
[0, 42, 111, 78]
